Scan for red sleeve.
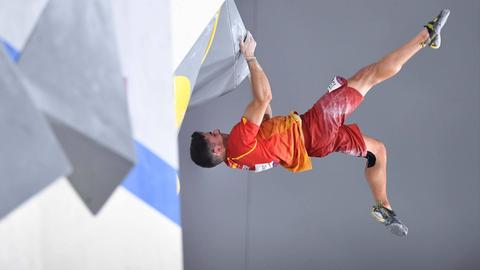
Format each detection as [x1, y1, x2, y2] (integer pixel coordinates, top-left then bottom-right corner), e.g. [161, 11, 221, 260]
[227, 116, 260, 158]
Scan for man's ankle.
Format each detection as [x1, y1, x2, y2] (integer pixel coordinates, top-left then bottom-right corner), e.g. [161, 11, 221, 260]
[376, 200, 392, 210]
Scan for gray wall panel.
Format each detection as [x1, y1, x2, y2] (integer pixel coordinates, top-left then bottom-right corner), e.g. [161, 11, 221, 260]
[191, 0, 249, 106]
[18, 0, 135, 214]
[0, 48, 71, 219]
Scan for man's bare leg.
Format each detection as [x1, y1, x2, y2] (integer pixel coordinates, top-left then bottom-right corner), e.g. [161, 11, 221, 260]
[350, 9, 451, 96]
[345, 29, 430, 210]
[346, 29, 430, 209]
[345, 10, 450, 237]
[362, 135, 391, 209]
[348, 28, 429, 96]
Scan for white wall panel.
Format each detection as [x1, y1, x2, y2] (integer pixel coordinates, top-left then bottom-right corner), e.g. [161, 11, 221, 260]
[172, 0, 224, 70]
[0, 0, 49, 50]
[0, 180, 182, 270]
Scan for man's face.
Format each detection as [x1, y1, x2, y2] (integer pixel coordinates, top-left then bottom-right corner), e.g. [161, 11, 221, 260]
[203, 129, 224, 148]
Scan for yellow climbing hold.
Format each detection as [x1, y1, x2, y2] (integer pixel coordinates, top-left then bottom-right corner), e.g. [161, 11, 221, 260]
[201, 9, 221, 64]
[176, 175, 181, 195]
[174, 76, 191, 127]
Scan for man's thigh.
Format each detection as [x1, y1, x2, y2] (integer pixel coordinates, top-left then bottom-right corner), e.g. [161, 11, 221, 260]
[348, 63, 378, 96]
[332, 124, 367, 157]
[300, 81, 364, 156]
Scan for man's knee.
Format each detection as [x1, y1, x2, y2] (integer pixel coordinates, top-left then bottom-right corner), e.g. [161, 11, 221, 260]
[375, 59, 401, 81]
[364, 139, 387, 167]
[372, 140, 387, 160]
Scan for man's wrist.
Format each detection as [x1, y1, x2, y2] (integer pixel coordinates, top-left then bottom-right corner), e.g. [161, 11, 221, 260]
[245, 56, 256, 63]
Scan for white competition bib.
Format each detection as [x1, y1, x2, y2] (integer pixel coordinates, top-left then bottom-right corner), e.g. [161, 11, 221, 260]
[255, 161, 275, 172]
[327, 76, 346, 92]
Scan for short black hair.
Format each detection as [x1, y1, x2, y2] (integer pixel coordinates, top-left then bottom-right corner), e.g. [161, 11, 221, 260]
[190, 131, 223, 168]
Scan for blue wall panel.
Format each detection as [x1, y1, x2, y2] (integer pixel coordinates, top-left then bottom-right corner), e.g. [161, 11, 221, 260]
[0, 38, 20, 62]
[123, 141, 181, 226]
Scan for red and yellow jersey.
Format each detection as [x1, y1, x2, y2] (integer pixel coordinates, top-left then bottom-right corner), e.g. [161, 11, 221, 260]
[225, 112, 312, 173]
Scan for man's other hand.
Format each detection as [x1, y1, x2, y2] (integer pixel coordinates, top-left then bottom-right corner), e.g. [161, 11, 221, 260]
[240, 31, 256, 59]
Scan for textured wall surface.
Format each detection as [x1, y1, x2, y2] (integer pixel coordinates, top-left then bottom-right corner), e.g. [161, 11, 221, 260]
[0, 0, 191, 269]
[180, 0, 480, 269]
[0, 48, 71, 219]
[0, 0, 252, 268]
[18, 0, 136, 214]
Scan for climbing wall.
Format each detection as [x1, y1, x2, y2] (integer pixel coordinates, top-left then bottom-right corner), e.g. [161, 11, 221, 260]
[0, 0, 248, 269]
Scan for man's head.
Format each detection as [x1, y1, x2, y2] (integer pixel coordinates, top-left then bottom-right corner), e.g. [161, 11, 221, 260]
[190, 129, 228, 168]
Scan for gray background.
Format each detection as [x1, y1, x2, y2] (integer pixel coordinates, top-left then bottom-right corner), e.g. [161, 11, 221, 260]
[179, 0, 480, 269]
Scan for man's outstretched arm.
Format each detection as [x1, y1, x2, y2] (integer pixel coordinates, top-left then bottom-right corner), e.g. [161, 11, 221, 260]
[241, 32, 272, 126]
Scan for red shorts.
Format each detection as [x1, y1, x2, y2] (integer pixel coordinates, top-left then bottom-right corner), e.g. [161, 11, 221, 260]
[300, 79, 367, 158]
